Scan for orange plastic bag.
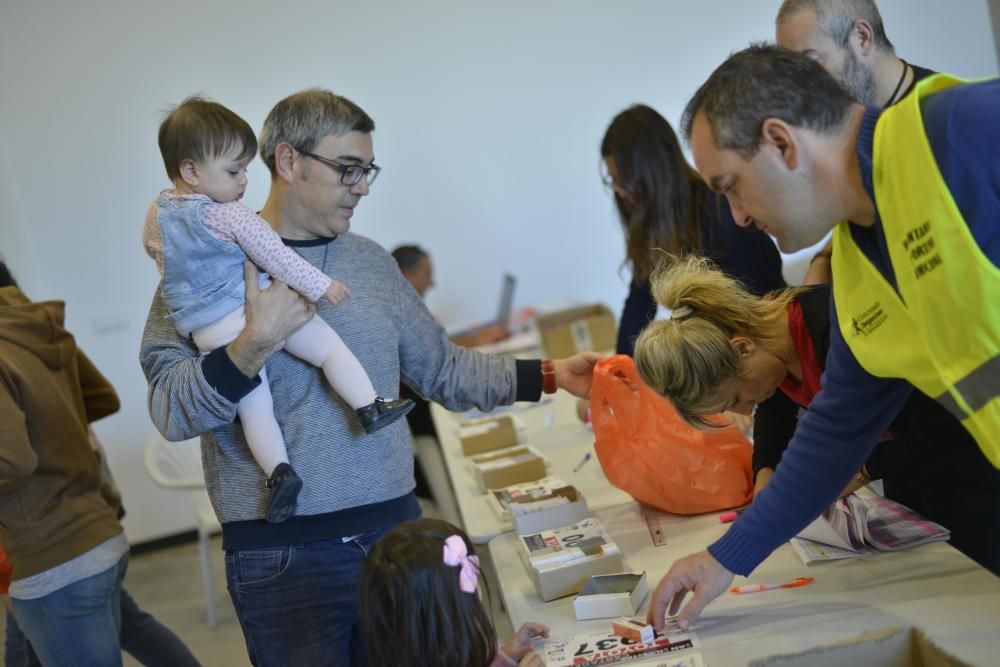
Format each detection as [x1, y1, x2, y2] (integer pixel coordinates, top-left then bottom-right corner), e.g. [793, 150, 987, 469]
[591, 355, 753, 515]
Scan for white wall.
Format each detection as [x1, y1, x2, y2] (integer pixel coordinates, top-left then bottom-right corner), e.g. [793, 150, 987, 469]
[1, 1, 996, 543]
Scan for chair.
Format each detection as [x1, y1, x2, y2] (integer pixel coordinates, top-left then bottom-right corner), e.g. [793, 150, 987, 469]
[412, 434, 462, 526]
[143, 434, 222, 628]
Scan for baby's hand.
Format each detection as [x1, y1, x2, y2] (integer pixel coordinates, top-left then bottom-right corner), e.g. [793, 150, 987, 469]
[501, 623, 550, 662]
[325, 280, 351, 307]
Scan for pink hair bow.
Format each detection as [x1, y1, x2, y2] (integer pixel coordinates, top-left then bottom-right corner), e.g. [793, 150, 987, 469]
[443, 535, 480, 594]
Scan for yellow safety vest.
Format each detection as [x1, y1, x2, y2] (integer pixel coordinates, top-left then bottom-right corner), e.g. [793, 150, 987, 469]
[832, 73, 1000, 467]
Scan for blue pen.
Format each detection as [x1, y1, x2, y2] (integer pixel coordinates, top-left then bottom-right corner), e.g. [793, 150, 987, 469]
[573, 451, 593, 473]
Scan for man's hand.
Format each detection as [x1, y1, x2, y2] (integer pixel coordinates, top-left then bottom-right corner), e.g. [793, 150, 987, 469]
[837, 469, 870, 498]
[552, 352, 604, 398]
[575, 398, 590, 423]
[227, 262, 315, 377]
[646, 550, 734, 632]
[324, 279, 351, 307]
[501, 623, 550, 664]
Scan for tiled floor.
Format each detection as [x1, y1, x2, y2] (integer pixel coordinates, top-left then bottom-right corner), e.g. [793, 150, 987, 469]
[1, 500, 513, 666]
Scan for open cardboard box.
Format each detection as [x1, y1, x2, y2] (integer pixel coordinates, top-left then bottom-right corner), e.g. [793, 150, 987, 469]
[573, 572, 650, 620]
[487, 476, 570, 522]
[517, 518, 623, 602]
[458, 415, 519, 456]
[749, 626, 970, 667]
[535, 304, 616, 358]
[469, 445, 547, 492]
[511, 486, 589, 535]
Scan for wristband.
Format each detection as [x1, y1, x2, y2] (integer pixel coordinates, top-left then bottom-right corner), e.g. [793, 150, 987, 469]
[541, 359, 557, 394]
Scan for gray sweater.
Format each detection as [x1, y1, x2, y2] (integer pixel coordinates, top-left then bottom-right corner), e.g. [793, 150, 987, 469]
[140, 233, 538, 548]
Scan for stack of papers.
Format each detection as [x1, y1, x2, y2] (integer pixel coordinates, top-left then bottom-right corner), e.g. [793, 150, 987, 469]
[791, 493, 950, 564]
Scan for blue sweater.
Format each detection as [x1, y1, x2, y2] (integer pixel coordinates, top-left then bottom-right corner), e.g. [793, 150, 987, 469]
[710, 78, 1000, 575]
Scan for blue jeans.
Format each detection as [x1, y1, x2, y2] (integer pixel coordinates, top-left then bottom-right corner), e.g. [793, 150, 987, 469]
[10, 554, 128, 667]
[225, 530, 385, 667]
[118, 588, 201, 667]
[5, 577, 200, 667]
[4, 611, 39, 667]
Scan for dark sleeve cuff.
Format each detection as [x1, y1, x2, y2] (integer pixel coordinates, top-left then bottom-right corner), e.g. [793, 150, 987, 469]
[515, 359, 543, 402]
[202, 347, 261, 404]
[708, 523, 776, 576]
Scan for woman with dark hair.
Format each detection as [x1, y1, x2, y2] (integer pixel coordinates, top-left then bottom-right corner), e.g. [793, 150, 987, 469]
[600, 104, 786, 357]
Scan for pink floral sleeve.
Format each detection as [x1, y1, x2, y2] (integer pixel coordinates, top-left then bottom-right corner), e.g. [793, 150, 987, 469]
[201, 201, 332, 302]
[143, 201, 166, 274]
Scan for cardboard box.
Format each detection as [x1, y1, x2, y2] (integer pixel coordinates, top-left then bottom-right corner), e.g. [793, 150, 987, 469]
[573, 572, 650, 620]
[470, 445, 547, 492]
[749, 626, 970, 667]
[487, 476, 571, 522]
[487, 477, 589, 533]
[518, 518, 623, 601]
[511, 486, 589, 535]
[611, 617, 655, 644]
[535, 304, 617, 358]
[458, 416, 519, 456]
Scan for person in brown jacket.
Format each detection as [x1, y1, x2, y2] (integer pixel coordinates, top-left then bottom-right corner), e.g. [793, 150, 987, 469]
[0, 279, 129, 666]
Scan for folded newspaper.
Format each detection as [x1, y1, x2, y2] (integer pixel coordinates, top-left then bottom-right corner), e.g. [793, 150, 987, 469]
[541, 619, 704, 667]
[791, 493, 950, 564]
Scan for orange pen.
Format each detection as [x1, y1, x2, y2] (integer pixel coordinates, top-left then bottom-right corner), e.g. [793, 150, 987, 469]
[730, 576, 815, 594]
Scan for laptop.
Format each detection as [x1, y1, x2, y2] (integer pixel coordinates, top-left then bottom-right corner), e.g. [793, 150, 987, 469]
[451, 273, 516, 339]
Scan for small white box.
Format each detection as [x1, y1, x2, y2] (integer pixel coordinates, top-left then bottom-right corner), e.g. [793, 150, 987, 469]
[573, 572, 650, 620]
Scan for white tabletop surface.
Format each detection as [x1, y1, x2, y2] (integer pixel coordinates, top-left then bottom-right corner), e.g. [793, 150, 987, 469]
[490, 500, 1000, 666]
[431, 386, 633, 544]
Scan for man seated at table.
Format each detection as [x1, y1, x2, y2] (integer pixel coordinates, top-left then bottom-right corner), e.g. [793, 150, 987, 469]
[392, 244, 510, 348]
[392, 244, 512, 504]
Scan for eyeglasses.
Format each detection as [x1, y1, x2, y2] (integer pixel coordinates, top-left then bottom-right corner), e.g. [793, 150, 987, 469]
[296, 148, 381, 186]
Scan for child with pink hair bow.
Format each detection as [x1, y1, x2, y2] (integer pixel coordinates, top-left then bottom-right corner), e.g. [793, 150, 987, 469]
[359, 518, 550, 666]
